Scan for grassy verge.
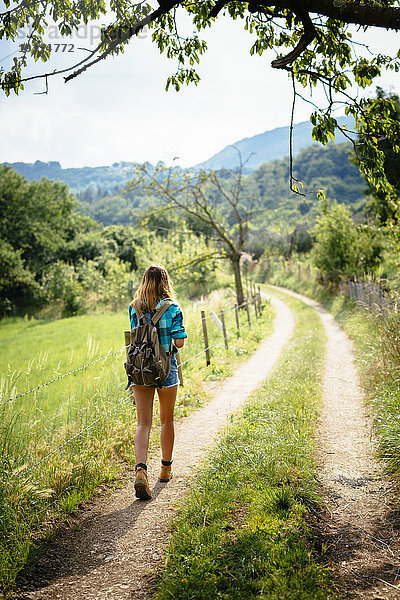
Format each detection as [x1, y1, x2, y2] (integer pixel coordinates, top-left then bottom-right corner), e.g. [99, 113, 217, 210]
[266, 269, 355, 322]
[0, 289, 274, 595]
[266, 271, 400, 490]
[157, 293, 336, 600]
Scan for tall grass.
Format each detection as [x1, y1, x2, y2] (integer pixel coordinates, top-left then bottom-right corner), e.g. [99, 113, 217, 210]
[0, 289, 274, 595]
[157, 293, 333, 600]
[344, 307, 400, 484]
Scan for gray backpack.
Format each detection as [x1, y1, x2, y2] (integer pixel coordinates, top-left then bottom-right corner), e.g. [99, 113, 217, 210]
[124, 300, 173, 388]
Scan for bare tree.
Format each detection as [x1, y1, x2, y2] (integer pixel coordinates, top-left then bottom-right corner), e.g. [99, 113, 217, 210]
[130, 153, 256, 305]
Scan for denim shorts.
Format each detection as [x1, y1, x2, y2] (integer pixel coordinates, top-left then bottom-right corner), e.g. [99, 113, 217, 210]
[130, 354, 179, 388]
[161, 354, 179, 388]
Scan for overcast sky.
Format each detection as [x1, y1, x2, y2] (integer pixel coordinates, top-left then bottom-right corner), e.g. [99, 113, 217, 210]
[0, 11, 399, 169]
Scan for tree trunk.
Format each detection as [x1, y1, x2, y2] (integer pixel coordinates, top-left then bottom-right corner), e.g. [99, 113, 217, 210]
[231, 254, 244, 306]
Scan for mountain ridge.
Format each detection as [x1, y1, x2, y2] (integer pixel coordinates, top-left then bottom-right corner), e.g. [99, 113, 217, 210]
[194, 116, 356, 172]
[4, 116, 356, 191]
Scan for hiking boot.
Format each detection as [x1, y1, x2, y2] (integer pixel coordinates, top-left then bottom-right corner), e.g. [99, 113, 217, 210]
[134, 467, 151, 500]
[159, 464, 173, 482]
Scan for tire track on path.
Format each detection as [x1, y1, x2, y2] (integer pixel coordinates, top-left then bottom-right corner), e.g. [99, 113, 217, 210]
[17, 295, 294, 600]
[275, 287, 400, 599]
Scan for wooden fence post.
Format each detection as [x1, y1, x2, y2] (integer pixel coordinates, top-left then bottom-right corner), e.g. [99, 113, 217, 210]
[176, 352, 184, 387]
[253, 296, 258, 318]
[257, 286, 262, 312]
[246, 300, 251, 326]
[235, 303, 240, 332]
[201, 310, 211, 366]
[124, 331, 131, 360]
[220, 310, 229, 351]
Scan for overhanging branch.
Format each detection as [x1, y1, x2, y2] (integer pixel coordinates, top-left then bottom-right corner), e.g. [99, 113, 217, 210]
[271, 8, 317, 68]
[265, 0, 400, 30]
[209, 0, 228, 19]
[4, 0, 400, 91]
[2, 0, 181, 91]
[65, 0, 179, 83]
[210, 0, 400, 29]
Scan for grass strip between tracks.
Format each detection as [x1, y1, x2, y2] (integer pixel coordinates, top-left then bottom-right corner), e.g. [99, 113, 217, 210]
[268, 273, 400, 491]
[157, 293, 337, 600]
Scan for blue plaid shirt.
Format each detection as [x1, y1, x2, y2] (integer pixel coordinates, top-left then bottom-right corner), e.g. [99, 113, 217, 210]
[128, 298, 187, 354]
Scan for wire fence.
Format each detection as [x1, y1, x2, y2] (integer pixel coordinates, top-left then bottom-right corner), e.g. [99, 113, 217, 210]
[340, 278, 400, 315]
[3, 293, 261, 407]
[278, 259, 400, 318]
[16, 333, 235, 481]
[179, 337, 231, 368]
[2, 345, 128, 407]
[6, 288, 265, 484]
[17, 387, 133, 480]
[21, 328, 245, 518]
[2, 311, 222, 408]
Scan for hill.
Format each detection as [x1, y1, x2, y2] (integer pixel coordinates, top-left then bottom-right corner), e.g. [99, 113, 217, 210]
[5, 117, 355, 193]
[246, 142, 365, 228]
[194, 116, 355, 172]
[4, 160, 136, 194]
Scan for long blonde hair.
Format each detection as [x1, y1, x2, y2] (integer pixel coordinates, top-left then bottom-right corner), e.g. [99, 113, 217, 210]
[131, 264, 175, 312]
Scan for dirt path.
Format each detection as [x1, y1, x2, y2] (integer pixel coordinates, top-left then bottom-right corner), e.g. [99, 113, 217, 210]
[276, 287, 400, 599]
[17, 289, 400, 600]
[16, 295, 294, 600]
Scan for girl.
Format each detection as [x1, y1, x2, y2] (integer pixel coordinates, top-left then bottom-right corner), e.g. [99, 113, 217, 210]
[129, 264, 187, 500]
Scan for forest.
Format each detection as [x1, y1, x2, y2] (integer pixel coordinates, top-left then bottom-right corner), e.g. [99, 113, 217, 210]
[0, 162, 220, 318]
[75, 141, 366, 228]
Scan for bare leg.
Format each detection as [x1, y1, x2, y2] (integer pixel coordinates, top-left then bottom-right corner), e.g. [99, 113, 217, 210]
[158, 384, 178, 462]
[132, 386, 155, 465]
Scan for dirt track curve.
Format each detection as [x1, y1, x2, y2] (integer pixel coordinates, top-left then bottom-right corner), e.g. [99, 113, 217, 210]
[16, 289, 400, 600]
[277, 287, 400, 600]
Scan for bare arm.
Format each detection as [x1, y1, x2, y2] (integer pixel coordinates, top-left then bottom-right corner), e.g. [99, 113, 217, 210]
[174, 338, 185, 349]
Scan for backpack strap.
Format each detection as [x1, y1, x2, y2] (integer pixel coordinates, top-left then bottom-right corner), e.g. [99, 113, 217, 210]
[132, 300, 147, 325]
[151, 299, 173, 326]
